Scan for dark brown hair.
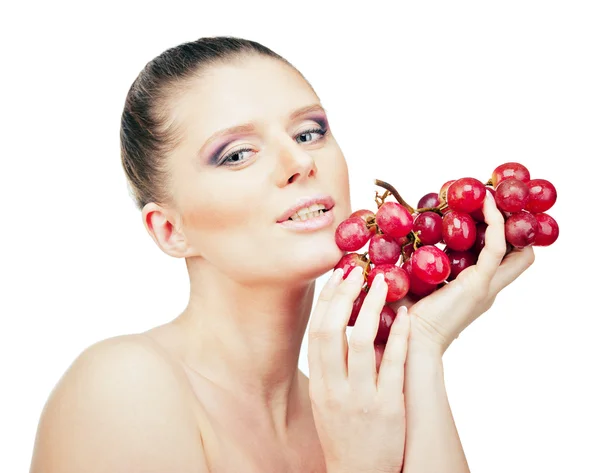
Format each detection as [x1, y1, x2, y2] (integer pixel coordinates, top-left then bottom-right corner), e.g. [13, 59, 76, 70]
[120, 36, 299, 210]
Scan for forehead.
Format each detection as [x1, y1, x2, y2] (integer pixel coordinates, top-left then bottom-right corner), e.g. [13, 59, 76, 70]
[170, 56, 319, 142]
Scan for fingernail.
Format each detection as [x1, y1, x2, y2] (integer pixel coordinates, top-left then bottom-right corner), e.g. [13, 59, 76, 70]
[348, 266, 364, 282]
[373, 273, 386, 288]
[397, 305, 408, 316]
[332, 268, 344, 281]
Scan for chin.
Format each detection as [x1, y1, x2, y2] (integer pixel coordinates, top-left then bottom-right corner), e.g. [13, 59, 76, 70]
[289, 236, 345, 282]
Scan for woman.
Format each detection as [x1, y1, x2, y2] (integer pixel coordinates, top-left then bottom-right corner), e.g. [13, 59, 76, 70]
[29, 36, 534, 473]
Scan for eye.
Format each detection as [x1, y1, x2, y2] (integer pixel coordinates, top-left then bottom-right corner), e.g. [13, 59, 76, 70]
[218, 126, 329, 167]
[219, 147, 254, 167]
[295, 126, 328, 144]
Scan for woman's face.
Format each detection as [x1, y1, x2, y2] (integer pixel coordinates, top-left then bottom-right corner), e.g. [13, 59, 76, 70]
[162, 55, 351, 284]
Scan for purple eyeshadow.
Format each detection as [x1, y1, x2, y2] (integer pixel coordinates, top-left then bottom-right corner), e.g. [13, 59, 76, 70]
[206, 114, 329, 165]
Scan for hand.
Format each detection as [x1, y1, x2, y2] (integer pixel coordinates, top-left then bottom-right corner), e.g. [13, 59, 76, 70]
[389, 190, 535, 356]
[308, 266, 411, 473]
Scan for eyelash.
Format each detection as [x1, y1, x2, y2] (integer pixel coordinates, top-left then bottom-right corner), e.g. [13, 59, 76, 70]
[218, 126, 329, 167]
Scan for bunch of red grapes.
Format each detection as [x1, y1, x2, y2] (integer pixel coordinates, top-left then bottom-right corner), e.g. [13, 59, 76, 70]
[334, 162, 559, 345]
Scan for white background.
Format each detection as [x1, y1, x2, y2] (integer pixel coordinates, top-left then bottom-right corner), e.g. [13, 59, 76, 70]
[2, 1, 599, 471]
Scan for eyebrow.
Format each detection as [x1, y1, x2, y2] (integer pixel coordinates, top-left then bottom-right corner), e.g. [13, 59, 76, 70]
[199, 103, 327, 155]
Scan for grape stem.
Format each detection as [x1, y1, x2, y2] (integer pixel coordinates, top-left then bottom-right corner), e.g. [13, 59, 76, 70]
[374, 179, 415, 213]
[374, 190, 391, 209]
[401, 242, 413, 263]
[415, 202, 449, 215]
[411, 231, 422, 251]
[365, 215, 378, 231]
[360, 252, 372, 287]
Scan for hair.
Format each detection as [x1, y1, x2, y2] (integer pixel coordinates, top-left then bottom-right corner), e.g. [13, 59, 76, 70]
[120, 36, 305, 211]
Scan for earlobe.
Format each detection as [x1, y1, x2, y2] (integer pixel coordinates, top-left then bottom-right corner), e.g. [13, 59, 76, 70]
[141, 203, 192, 258]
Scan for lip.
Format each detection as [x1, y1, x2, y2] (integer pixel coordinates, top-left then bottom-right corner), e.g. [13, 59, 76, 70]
[276, 194, 335, 223]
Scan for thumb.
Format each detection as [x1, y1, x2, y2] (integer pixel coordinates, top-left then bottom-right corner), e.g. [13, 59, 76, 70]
[490, 246, 536, 294]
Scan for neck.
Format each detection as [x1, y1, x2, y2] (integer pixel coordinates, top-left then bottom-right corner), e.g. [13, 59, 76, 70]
[173, 257, 315, 428]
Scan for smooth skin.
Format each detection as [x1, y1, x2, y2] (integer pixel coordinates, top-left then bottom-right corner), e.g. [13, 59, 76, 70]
[29, 54, 535, 473]
[308, 268, 411, 473]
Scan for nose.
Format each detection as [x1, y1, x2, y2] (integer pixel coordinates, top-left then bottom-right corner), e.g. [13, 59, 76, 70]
[275, 136, 318, 187]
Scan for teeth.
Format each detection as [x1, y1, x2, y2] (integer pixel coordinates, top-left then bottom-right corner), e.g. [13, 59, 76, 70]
[296, 204, 325, 217]
[290, 209, 326, 222]
[289, 203, 327, 221]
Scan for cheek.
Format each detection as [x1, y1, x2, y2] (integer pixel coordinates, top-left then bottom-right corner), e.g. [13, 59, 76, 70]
[328, 151, 352, 214]
[181, 192, 281, 282]
[183, 199, 260, 277]
[335, 158, 350, 191]
[179, 177, 275, 277]
[185, 202, 243, 232]
[181, 183, 255, 243]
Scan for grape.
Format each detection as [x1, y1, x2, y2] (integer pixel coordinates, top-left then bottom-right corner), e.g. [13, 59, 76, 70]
[445, 249, 477, 280]
[366, 264, 410, 302]
[505, 211, 539, 248]
[394, 235, 411, 247]
[402, 258, 437, 297]
[334, 164, 557, 301]
[495, 178, 529, 213]
[470, 207, 485, 223]
[411, 245, 451, 285]
[439, 180, 456, 203]
[349, 209, 378, 234]
[350, 209, 375, 221]
[413, 211, 443, 245]
[369, 233, 402, 265]
[348, 289, 368, 326]
[442, 211, 477, 251]
[375, 202, 413, 238]
[374, 305, 397, 345]
[446, 177, 486, 213]
[335, 217, 373, 251]
[525, 179, 557, 213]
[417, 192, 440, 209]
[491, 162, 531, 186]
[334, 253, 370, 279]
[533, 213, 559, 246]
[472, 222, 488, 255]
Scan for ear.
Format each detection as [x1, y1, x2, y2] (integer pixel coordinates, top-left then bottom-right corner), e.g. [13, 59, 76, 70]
[141, 202, 195, 258]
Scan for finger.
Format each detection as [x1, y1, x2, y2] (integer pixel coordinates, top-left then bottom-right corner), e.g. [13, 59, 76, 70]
[377, 306, 410, 394]
[347, 273, 387, 390]
[490, 245, 535, 293]
[307, 268, 345, 383]
[475, 190, 507, 283]
[309, 268, 344, 334]
[314, 266, 366, 383]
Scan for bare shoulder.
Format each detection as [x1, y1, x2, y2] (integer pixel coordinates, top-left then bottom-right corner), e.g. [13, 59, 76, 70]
[30, 334, 209, 473]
